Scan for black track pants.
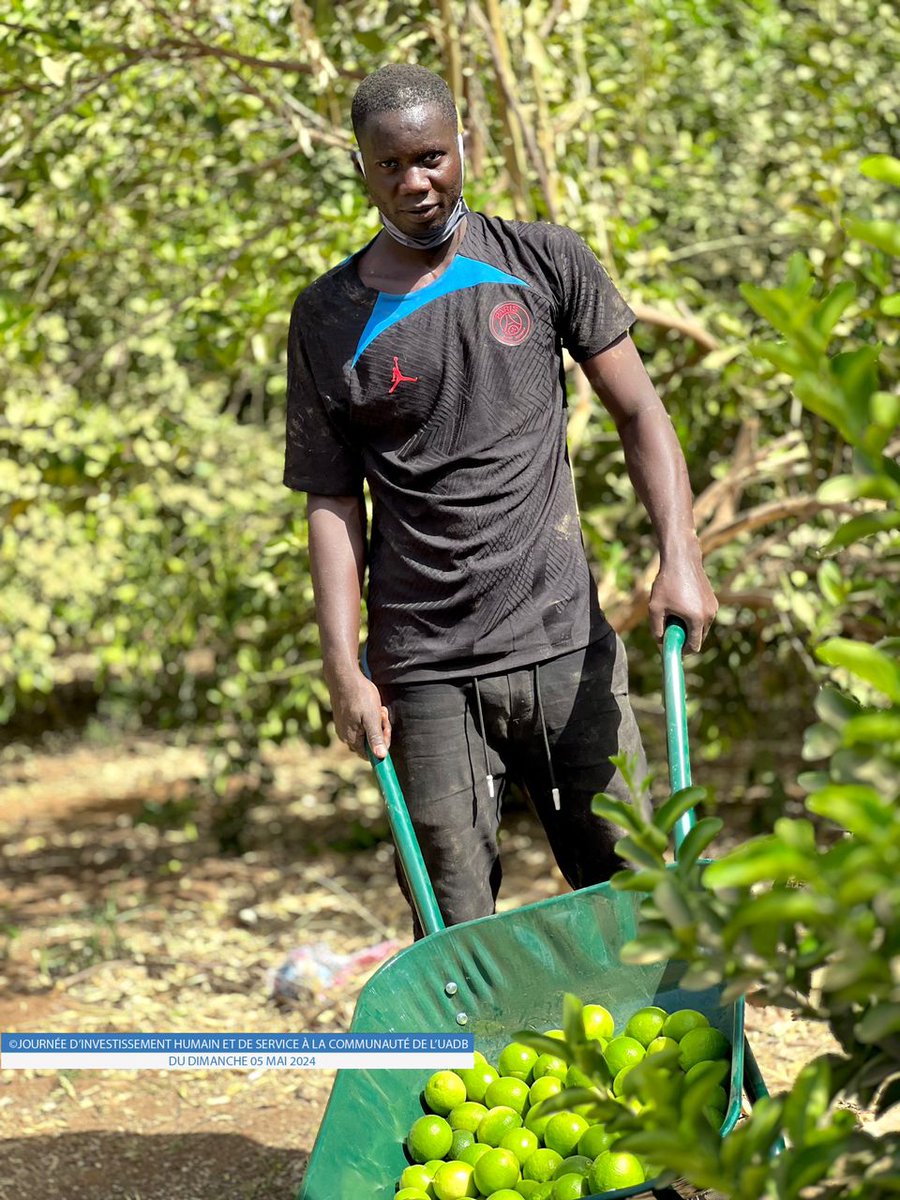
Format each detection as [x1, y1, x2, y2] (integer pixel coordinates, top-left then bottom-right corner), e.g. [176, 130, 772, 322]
[380, 629, 648, 937]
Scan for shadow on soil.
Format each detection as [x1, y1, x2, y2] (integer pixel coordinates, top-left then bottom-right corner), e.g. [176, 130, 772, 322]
[3, 1130, 308, 1200]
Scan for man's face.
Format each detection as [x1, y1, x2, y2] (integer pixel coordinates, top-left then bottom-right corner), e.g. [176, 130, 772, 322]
[357, 103, 462, 240]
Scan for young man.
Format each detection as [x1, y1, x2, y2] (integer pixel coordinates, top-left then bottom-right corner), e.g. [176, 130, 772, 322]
[284, 64, 717, 933]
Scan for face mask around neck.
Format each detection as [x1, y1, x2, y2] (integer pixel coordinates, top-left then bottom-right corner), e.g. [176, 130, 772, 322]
[353, 132, 468, 250]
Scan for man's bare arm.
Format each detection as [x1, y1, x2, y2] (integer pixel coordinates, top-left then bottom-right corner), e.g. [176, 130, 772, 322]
[580, 334, 717, 651]
[307, 493, 390, 758]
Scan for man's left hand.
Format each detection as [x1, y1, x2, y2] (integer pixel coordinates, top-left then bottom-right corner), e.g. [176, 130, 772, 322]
[648, 554, 718, 652]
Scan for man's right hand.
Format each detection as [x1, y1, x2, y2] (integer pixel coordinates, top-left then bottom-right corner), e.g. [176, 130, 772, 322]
[326, 668, 391, 760]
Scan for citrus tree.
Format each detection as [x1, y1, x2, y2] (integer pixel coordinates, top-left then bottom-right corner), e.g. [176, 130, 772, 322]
[557, 164, 899, 1198]
[1, 1, 896, 829]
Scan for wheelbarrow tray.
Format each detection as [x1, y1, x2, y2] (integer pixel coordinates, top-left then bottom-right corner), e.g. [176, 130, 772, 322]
[299, 870, 745, 1200]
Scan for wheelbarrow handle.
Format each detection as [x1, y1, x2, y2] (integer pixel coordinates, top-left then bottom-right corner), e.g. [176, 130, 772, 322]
[662, 618, 698, 855]
[366, 747, 446, 937]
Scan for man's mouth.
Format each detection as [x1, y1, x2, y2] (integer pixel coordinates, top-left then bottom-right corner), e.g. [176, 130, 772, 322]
[404, 203, 440, 221]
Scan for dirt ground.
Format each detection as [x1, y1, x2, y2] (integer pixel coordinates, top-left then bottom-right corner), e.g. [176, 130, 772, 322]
[0, 733, 843, 1200]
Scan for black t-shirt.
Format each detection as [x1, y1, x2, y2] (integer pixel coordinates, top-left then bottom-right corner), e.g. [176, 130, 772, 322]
[284, 212, 634, 685]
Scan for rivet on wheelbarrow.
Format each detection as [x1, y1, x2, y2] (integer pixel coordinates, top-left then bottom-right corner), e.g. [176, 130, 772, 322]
[455, 1011, 468, 1026]
[444, 981, 458, 996]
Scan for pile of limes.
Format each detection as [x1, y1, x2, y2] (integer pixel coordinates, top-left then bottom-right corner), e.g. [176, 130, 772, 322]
[394, 1004, 730, 1199]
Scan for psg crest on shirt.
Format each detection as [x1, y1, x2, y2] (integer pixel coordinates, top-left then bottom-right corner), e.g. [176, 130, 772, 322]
[489, 300, 533, 346]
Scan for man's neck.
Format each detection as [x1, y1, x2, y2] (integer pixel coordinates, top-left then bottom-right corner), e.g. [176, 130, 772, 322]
[358, 218, 467, 295]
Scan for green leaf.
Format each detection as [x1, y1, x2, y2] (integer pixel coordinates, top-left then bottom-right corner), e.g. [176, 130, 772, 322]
[591, 795, 643, 835]
[813, 685, 860, 729]
[782, 1058, 831, 1146]
[40, 57, 69, 86]
[654, 786, 706, 836]
[802, 721, 841, 760]
[675, 817, 723, 868]
[704, 838, 812, 888]
[856, 1004, 900, 1044]
[514, 1031, 574, 1062]
[811, 281, 855, 340]
[619, 932, 680, 964]
[806, 784, 892, 839]
[816, 560, 847, 606]
[816, 638, 900, 702]
[615, 836, 665, 871]
[563, 992, 584, 1048]
[842, 710, 900, 746]
[610, 867, 668, 892]
[653, 877, 694, 930]
[860, 154, 900, 187]
[533, 1085, 600, 1115]
[824, 509, 900, 551]
[725, 888, 826, 933]
[844, 216, 900, 257]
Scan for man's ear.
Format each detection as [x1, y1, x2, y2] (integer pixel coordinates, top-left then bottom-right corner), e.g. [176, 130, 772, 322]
[350, 149, 366, 180]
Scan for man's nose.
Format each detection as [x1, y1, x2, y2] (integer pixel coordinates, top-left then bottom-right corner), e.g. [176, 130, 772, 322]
[397, 165, 430, 193]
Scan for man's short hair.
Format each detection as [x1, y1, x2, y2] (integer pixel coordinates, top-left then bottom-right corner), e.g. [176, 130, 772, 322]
[351, 65, 457, 137]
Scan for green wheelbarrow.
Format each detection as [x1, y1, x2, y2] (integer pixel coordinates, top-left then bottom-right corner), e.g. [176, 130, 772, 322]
[299, 623, 771, 1200]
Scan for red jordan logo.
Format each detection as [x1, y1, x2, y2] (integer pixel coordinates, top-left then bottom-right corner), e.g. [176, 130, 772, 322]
[389, 356, 418, 394]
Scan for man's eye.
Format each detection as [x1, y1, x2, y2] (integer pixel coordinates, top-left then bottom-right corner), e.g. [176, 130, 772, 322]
[423, 152, 443, 164]
[378, 160, 398, 170]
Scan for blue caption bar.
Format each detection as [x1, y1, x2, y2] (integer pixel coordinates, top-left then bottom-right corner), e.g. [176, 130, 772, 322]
[2, 1032, 474, 1053]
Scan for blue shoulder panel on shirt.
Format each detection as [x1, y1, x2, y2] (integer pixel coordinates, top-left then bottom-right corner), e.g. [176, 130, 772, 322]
[351, 255, 528, 366]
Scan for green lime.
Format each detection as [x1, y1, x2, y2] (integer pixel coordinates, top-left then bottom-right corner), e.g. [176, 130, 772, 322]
[577, 1123, 612, 1157]
[543, 1112, 589, 1158]
[678, 1027, 730, 1071]
[551, 1174, 585, 1199]
[432, 1159, 478, 1200]
[529, 1075, 563, 1105]
[564, 1064, 593, 1089]
[624, 1006, 667, 1047]
[458, 1060, 500, 1103]
[532, 1053, 568, 1081]
[408, 1115, 453, 1163]
[522, 1147, 564, 1182]
[581, 1004, 615, 1042]
[450, 1128, 475, 1158]
[544, 1029, 566, 1041]
[425, 1070, 469, 1115]
[458, 1141, 492, 1167]
[449, 1102, 489, 1132]
[603, 1036, 645, 1074]
[474, 1147, 521, 1194]
[555, 1154, 591, 1177]
[707, 1084, 728, 1112]
[646, 1035, 679, 1056]
[685, 1061, 720, 1085]
[395, 1189, 431, 1200]
[705, 1103, 726, 1130]
[661, 1008, 709, 1041]
[478, 1106, 523, 1146]
[516, 1183, 543, 1199]
[499, 1126, 539, 1164]
[483, 1191, 524, 1200]
[528, 1186, 555, 1200]
[612, 1065, 635, 1096]
[498, 1042, 539, 1082]
[485, 1076, 531, 1115]
[587, 1151, 645, 1193]
[523, 1103, 553, 1142]
[400, 1163, 438, 1193]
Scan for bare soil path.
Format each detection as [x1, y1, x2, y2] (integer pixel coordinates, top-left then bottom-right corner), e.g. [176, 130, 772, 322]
[0, 734, 838, 1200]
